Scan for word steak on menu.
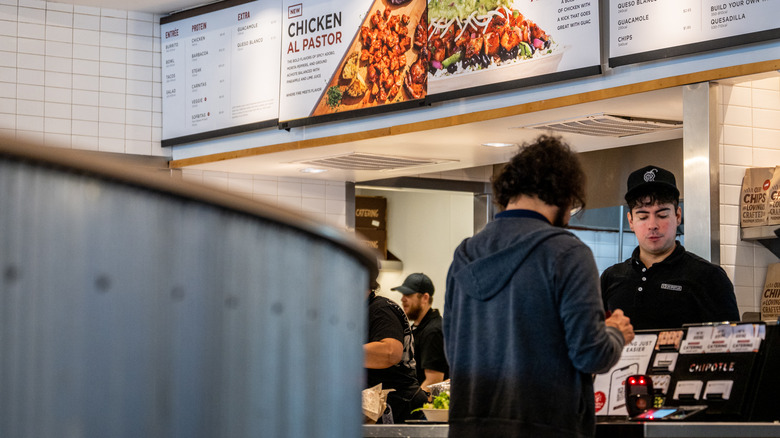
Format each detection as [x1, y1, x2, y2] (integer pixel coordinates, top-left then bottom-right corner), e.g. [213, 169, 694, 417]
[426, 0, 553, 77]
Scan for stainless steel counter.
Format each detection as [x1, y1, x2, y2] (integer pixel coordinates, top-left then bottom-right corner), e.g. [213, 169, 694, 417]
[642, 422, 780, 437]
[363, 424, 449, 437]
[364, 422, 780, 438]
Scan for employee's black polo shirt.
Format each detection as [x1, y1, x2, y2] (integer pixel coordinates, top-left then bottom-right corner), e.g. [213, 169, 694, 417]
[601, 242, 740, 330]
[412, 308, 449, 385]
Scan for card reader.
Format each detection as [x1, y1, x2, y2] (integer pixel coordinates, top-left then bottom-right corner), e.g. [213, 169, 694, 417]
[625, 374, 707, 421]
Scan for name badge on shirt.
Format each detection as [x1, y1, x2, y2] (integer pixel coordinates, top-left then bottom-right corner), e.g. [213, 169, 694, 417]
[660, 283, 683, 291]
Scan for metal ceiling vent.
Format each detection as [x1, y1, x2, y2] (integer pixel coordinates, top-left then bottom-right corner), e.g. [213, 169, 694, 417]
[296, 152, 451, 171]
[518, 113, 683, 137]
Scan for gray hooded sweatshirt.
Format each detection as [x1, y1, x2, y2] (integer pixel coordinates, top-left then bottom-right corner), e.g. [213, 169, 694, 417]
[444, 210, 624, 438]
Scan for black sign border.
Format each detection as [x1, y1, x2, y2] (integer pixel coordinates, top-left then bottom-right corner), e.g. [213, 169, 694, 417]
[609, 28, 780, 68]
[161, 0, 257, 25]
[427, 64, 602, 104]
[278, 99, 427, 130]
[161, 119, 278, 147]
[160, 0, 279, 147]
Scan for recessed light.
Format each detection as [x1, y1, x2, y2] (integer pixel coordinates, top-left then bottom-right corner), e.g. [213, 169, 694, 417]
[300, 167, 327, 174]
[481, 142, 517, 148]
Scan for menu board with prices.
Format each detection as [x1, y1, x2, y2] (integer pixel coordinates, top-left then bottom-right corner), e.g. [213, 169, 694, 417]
[161, 0, 282, 145]
[427, 0, 602, 100]
[278, 0, 428, 125]
[609, 0, 780, 67]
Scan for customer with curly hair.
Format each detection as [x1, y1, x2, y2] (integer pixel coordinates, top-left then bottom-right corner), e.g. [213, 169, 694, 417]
[444, 134, 634, 438]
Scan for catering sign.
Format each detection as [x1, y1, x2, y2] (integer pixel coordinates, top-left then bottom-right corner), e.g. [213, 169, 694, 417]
[426, 0, 601, 99]
[278, 0, 428, 124]
[161, 0, 282, 146]
[609, 0, 780, 67]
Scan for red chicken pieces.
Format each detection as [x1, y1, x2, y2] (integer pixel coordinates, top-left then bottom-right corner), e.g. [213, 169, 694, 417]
[360, 8, 414, 102]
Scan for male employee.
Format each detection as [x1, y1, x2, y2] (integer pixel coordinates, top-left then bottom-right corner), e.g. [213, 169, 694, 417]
[601, 165, 740, 330]
[444, 135, 634, 438]
[392, 273, 449, 393]
[365, 279, 427, 423]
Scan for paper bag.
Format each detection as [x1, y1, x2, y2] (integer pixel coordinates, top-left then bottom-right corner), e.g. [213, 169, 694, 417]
[767, 166, 780, 226]
[740, 167, 774, 227]
[761, 263, 780, 321]
[362, 384, 394, 423]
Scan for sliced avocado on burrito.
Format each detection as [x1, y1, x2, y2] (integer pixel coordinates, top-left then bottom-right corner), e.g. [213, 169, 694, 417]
[428, 0, 501, 21]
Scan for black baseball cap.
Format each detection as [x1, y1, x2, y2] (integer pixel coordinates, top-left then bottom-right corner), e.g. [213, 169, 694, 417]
[625, 165, 679, 202]
[391, 273, 434, 296]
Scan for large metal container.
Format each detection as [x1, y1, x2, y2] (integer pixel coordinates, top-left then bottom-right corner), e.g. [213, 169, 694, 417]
[0, 136, 378, 438]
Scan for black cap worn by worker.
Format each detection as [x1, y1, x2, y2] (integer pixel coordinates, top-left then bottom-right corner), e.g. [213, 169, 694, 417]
[625, 165, 680, 202]
[391, 273, 434, 296]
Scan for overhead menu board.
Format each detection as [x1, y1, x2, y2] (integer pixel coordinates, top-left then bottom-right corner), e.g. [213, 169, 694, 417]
[609, 0, 780, 67]
[161, 0, 282, 146]
[278, 0, 428, 127]
[426, 0, 602, 101]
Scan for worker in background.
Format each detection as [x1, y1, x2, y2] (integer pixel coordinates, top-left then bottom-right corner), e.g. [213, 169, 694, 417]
[365, 279, 427, 423]
[392, 272, 449, 394]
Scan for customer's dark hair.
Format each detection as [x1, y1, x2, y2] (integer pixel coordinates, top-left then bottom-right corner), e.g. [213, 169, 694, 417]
[626, 186, 680, 212]
[491, 135, 586, 211]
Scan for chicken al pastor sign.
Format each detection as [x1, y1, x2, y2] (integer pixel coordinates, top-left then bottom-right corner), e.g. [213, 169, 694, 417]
[278, 0, 428, 125]
[426, 0, 601, 99]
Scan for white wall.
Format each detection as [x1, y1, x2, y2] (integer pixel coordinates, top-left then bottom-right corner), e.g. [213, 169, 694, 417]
[0, 0, 165, 156]
[180, 168, 349, 229]
[358, 188, 475, 312]
[718, 76, 780, 316]
[569, 229, 639, 275]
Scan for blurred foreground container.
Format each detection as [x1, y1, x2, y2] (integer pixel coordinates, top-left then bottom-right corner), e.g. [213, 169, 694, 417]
[0, 136, 378, 438]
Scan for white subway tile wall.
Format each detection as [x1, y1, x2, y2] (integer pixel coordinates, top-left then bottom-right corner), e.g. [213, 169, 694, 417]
[0, 0, 165, 156]
[719, 77, 780, 315]
[181, 169, 349, 229]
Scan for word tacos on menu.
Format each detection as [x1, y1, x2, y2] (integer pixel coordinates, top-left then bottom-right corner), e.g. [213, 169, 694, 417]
[426, 0, 553, 76]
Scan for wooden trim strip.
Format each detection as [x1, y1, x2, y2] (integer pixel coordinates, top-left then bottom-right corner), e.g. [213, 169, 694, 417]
[169, 59, 780, 169]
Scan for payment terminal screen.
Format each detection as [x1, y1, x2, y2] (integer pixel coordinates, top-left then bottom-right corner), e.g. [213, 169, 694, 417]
[635, 408, 677, 420]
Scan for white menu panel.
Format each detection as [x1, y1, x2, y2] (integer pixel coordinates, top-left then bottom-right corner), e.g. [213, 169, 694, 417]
[278, 0, 370, 123]
[610, 0, 780, 65]
[161, 0, 282, 144]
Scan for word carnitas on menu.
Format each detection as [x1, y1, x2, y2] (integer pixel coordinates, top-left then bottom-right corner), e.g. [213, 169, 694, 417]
[287, 12, 342, 53]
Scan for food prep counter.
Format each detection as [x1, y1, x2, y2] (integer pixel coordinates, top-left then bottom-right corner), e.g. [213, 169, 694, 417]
[363, 422, 780, 437]
[364, 322, 780, 438]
